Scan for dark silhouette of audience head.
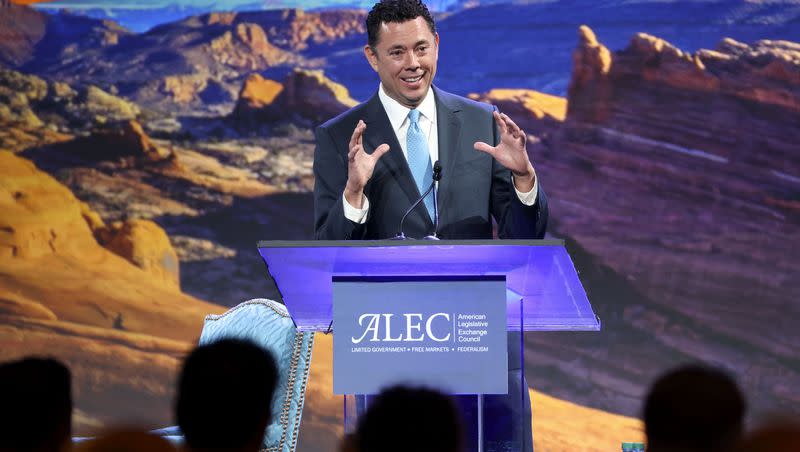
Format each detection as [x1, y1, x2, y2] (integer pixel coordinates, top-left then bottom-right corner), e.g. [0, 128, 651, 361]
[643, 364, 745, 452]
[176, 338, 279, 452]
[0, 357, 72, 452]
[354, 385, 463, 452]
[338, 432, 359, 452]
[733, 420, 800, 452]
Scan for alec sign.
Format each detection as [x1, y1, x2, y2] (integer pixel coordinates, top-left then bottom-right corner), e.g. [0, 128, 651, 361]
[332, 277, 508, 395]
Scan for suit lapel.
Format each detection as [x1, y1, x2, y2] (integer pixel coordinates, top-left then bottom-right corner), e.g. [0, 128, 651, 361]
[361, 93, 421, 207]
[433, 86, 462, 222]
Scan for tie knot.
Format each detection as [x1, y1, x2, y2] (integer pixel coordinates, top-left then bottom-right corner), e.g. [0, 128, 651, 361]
[408, 109, 420, 125]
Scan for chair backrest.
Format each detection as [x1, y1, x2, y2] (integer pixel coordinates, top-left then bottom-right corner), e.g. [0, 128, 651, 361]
[199, 298, 315, 452]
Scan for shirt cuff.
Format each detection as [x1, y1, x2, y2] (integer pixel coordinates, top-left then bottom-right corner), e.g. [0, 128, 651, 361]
[513, 177, 539, 206]
[343, 192, 370, 224]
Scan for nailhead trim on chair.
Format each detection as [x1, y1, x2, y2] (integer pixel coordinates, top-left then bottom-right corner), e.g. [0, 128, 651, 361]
[272, 330, 304, 451]
[262, 331, 312, 452]
[288, 334, 315, 450]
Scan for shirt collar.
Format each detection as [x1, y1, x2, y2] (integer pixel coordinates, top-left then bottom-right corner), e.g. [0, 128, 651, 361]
[378, 83, 437, 133]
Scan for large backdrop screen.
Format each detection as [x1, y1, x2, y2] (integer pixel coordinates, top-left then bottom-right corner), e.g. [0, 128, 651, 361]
[1, 0, 798, 450]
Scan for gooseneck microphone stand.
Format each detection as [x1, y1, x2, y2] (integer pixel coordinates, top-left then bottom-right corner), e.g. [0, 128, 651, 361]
[422, 162, 442, 240]
[391, 161, 442, 240]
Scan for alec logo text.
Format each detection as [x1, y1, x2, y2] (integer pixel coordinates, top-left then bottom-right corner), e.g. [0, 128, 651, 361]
[351, 313, 451, 343]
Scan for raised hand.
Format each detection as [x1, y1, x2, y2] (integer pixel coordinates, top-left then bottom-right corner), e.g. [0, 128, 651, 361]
[344, 120, 390, 208]
[474, 111, 536, 192]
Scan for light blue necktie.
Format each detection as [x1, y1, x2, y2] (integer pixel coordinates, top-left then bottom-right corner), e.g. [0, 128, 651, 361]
[406, 109, 434, 221]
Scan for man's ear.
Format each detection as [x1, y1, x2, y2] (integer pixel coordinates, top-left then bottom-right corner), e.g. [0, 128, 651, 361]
[364, 45, 379, 72]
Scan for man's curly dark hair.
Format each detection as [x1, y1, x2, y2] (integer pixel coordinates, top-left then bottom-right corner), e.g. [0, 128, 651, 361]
[367, 0, 436, 50]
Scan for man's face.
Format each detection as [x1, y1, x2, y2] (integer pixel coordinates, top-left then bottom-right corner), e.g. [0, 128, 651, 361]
[364, 16, 439, 108]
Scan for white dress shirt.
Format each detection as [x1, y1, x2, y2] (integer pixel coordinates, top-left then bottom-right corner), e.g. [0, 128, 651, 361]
[343, 84, 538, 223]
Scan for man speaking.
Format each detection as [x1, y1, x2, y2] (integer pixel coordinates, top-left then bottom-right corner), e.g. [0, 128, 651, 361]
[313, 0, 548, 449]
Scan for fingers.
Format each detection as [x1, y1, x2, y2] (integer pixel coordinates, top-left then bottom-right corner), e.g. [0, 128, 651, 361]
[348, 120, 366, 160]
[349, 129, 389, 166]
[501, 113, 523, 138]
[492, 110, 507, 135]
[348, 120, 360, 150]
[496, 112, 526, 143]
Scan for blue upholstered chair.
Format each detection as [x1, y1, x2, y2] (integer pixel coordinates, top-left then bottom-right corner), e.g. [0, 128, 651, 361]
[153, 298, 315, 452]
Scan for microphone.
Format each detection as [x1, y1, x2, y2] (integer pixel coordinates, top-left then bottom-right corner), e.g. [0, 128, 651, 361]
[392, 160, 442, 240]
[422, 161, 443, 240]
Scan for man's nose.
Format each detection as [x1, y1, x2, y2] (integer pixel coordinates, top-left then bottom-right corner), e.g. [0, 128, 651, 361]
[405, 52, 420, 70]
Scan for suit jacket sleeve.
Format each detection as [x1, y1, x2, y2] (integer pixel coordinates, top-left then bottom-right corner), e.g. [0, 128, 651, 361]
[313, 125, 368, 240]
[488, 107, 549, 240]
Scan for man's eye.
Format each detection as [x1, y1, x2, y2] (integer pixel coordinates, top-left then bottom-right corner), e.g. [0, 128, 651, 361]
[416, 46, 428, 53]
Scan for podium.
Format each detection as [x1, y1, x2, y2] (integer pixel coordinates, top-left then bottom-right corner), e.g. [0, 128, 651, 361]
[258, 239, 599, 451]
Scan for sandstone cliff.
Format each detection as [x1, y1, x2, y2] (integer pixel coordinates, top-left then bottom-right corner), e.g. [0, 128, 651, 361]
[0, 151, 225, 432]
[0, 69, 140, 134]
[516, 26, 800, 419]
[231, 69, 358, 126]
[0, 1, 129, 69]
[468, 88, 567, 136]
[12, 7, 366, 113]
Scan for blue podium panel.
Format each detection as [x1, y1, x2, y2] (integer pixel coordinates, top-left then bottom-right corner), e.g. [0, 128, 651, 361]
[332, 277, 508, 395]
[257, 240, 600, 333]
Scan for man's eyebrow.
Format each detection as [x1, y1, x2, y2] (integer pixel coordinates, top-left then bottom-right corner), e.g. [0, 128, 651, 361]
[386, 39, 431, 52]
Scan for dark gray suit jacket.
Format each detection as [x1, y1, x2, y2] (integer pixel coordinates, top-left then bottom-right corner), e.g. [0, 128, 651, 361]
[313, 86, 548, 240]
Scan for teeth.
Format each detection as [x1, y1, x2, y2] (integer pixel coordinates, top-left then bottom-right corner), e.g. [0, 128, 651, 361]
[404, 76, 421, 82]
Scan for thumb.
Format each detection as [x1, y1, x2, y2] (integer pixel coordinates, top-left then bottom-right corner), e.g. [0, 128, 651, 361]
[373, 143, 391, 159]
[474, 141, 495, 156]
